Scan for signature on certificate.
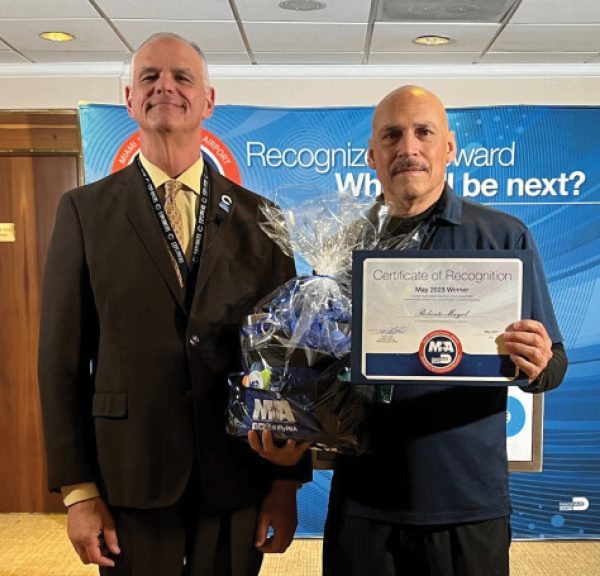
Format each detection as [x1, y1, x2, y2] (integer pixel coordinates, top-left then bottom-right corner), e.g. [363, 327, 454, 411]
[369, 326, 408, 335]
[416, 307, 471, 320]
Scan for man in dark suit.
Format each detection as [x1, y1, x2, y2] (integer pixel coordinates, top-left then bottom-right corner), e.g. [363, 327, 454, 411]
[38, 32, 309, 576]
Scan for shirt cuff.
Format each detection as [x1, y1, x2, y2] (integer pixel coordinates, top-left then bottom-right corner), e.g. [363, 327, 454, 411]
[61, 482, 100, 507]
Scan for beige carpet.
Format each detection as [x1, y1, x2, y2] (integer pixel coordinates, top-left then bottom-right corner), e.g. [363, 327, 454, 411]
[1, 514, 598, 576]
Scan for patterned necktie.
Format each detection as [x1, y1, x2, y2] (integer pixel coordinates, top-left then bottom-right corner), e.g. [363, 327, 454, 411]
[163, 179, 185, 286]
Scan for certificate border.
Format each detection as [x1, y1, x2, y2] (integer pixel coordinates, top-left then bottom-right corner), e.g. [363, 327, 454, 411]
[351, 249, 534, 387]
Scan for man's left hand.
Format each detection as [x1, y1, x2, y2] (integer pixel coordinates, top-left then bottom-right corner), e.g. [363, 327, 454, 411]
[255, 480, 298, 553]
[503, 320, 553, 383]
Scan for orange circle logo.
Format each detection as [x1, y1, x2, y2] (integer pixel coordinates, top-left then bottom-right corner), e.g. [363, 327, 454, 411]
[110, 129, 242, 185]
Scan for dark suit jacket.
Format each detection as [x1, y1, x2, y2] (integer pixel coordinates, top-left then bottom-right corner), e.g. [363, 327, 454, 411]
[39, 162, 306, 510]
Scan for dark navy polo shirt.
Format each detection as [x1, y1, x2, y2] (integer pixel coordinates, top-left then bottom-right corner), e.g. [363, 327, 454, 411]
[336, 184, 562, 525]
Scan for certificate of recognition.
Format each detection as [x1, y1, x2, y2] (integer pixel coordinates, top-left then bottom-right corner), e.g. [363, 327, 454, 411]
[352, 250, 532, 386]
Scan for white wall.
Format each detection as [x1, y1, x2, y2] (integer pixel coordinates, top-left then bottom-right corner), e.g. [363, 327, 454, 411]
[212, 77, 600, 107]
[0, 76, 121, 110]
[1, 71, 600, 110]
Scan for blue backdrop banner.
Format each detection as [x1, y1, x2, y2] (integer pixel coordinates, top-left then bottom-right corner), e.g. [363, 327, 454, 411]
[80, 103, 600, 540]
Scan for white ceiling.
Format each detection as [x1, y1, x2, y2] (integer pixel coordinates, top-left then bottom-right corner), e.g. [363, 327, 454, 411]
[0, 0, 599, 74]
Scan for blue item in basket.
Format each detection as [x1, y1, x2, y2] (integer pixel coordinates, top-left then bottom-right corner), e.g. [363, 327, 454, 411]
[242, 276, 352, 361]
[238, 387, 323, 440]
[227, 364, 370, 453]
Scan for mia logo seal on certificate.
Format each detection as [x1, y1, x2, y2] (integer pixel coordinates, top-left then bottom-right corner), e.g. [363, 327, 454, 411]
[419, 330, 463, 374]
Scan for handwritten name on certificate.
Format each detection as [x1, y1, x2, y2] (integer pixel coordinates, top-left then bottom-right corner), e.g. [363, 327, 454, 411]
[359, 256, 523, 383]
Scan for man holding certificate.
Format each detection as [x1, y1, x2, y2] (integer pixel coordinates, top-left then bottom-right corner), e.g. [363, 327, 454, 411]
[322, 86, 568, 576]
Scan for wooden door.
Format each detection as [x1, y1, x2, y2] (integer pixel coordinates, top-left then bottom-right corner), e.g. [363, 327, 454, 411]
[0, 113, 80, 512]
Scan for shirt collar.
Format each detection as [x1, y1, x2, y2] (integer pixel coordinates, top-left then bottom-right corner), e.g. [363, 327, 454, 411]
[433, 183, 462, 226]
[373, 181, 462, 226]
[138, 152, 204, 195]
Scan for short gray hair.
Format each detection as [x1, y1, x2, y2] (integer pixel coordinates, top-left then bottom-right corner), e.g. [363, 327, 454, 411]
[129, 32, 210, 83]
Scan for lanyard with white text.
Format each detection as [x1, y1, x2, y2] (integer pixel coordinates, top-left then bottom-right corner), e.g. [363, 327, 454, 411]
[136, 155, 210, 284]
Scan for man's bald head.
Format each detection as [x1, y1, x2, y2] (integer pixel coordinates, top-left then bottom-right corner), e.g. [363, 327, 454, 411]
[373, 85, 450, 133]
[368, 85, 456, 217]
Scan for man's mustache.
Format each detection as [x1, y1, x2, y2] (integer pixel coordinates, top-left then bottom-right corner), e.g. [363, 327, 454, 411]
[391, 159, 428, 175]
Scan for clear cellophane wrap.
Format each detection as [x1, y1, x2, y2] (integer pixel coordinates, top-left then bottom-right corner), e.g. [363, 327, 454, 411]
[227, 193, 391, 453]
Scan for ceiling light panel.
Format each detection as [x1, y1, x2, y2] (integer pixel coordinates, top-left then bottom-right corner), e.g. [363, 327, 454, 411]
[0, 0, 98, 19]
[0, 19, 127, 51]
[512, 0, 600, 25]
[413, 35, 451, 45]
[371, 23, 499, 52]
[244, 22, 367, 52]
[40, 31, 75, 42]
[115, 20, 246, 52]
[279, 0, 326, 10]
[376, 0, 518, 23]
[493, 24, 600, 52]
[236, 0, 371, 22]
[93, 0, 234, 20]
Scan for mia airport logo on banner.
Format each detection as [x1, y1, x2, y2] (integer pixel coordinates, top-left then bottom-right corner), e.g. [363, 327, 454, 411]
[110, 130, 242, 184]
[559, 497, 590, 512]
[419, 330, 463, 374]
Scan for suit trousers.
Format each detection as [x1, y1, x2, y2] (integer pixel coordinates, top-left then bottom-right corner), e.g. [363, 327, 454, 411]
[99, 474, 262, 576]
[323, 509, 510, 576]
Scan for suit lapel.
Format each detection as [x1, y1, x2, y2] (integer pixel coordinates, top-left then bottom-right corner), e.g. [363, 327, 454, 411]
[118, 164, 187, 312]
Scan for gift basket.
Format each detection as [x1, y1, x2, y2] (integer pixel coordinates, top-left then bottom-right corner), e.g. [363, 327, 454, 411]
[227, 192, 390, 453]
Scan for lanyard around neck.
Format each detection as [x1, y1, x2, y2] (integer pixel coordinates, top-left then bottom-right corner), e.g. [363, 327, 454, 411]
[136, 155, 211, 283]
